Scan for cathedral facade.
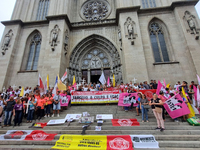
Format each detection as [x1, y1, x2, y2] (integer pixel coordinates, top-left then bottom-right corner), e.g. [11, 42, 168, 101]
[0, 0, 200, 88]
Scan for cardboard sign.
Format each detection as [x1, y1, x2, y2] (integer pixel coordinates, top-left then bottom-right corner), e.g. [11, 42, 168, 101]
[130, 135, 159, 148]
[47, 119, 66, 125]
[96, 114, 113, 120]
[65, 114, 82, 121]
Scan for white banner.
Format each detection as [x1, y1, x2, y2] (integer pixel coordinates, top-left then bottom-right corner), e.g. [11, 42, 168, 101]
[65, 114, 82, 121]
[96, 114, 113, 120]
[47, 119, 66, 125]
[0, 130, 33, 140]
[130, 135, 159, 148]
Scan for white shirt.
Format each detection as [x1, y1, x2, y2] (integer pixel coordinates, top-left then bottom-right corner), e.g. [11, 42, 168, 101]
[83, 88, 88, 91]
[90, 89, 96, 91]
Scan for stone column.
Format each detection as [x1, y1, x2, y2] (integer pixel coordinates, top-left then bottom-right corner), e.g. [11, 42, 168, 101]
[87, 69, 90, 84]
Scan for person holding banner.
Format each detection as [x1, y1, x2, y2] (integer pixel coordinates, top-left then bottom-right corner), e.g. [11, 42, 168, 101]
[27, 95, 37, 123]
[158, 91, 167, 121]
[150, 93, 165, 132]
[136, 93, 142, 116]
[140, 94, 149, 122]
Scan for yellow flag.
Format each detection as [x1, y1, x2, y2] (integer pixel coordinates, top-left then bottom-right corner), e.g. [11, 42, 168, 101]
[19, 87, 24, 97]
[182, 87, 195, 118]
[57, 75, 66, 91]
[47, 74, 49, 88]
[113, 74, 115, 87]
[166, 83, 170, 88]
[73, 75, 76, 85]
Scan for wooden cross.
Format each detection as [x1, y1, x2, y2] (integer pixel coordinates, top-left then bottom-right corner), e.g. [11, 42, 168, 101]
[24, 100, 30, 114]
[132, 78, 137, 83]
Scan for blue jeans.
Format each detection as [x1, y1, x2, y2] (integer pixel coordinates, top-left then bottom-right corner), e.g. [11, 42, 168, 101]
[45, 105, 51, 114]
[141, 105, 148, 121]
[14, 110, 22, 125]
[4, 110, 12, 125]
[27, 109, 34, 121]
[124, 106, 130, 111]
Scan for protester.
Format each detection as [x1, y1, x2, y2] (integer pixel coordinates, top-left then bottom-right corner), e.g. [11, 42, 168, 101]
[36, 95, 45, 120]
[150, 93, 165, 132]
[3, 96, 16, 126]
[45, 93, 53, 118]
[27, 95, 37, 123]
[13, 98, 23, 126]
[0, 96, 4, 125]
[140, 94, 149, 122]
[136, 93, 142, 116]
[158, 91, 167, 121]
[52, 91, 61, 117]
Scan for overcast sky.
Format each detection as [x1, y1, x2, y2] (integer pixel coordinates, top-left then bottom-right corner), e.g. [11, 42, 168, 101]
[0, 0, 200, 42]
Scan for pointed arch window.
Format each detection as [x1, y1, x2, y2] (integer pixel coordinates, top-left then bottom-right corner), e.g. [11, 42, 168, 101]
[141, 0, 156, 8]
[149, 22, 169, 63]
[26, 33, 42, 71]
[36, 0, 50, 20]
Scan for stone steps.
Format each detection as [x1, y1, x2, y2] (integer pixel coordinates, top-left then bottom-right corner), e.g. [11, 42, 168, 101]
[0, 104, 199, 149]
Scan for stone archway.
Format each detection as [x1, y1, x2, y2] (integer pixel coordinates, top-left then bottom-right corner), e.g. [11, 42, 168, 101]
[68, 34, 122, 84]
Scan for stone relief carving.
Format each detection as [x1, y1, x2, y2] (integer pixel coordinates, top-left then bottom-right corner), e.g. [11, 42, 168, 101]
[80, 0, 111, 21]
[118, 28, 122, 50]
[50, 25, 60, 51]
[183, 11, 199, 40]
[90, 57, 102, 69]
[64, 29, 69, 55]
[1, 29, 13, 55]
[124, 17, 137, 45]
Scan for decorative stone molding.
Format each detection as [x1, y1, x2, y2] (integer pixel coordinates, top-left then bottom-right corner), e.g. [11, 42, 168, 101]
[118, 27, 122, 50]
[1, 29, 13, 55]
[183, 11, 199, 40]
[64, 29, 69, 55]
[80, 0, 112, 21]
[50, 25, 60, 51]
[124, 17, 137, 45]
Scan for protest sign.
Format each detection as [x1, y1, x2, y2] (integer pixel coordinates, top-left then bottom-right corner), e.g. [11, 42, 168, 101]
[47, 119, 66, 125]
[60, 94, 71, 107]
[71, 91, 119, 104]
[118, 93, 138, 107]
[130, 135, 159, 148]
[164, 94, 190, 119]
[65, 114, 82, 121]
[79, 117, 94, 124]
[96, 114, 113, 120]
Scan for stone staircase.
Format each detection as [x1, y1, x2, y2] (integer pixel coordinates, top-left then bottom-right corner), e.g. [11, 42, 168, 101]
[0, 104, 200, 150]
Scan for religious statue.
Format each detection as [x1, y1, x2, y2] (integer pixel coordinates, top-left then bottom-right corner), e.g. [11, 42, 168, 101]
[64, 29, 69, 55]
[124, 17, 137, 45]
[2, 30, 13, 55]
[50, 25, 60, 51]
[183, 11, 199, 40]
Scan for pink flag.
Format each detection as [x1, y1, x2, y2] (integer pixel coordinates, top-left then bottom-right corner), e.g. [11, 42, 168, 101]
[163, 79, 166, 87]
[118, 93, 139, 107]
[197, 74, 200, 85]
[194, 85, 197, 101]
[164, 94, 190, 119]
[107, 77, 110, 86]
[156, 80, 162, 95]
[70, 83, 77, 91]
[196, 75, 200, 102]
[156, 80, 169, 99]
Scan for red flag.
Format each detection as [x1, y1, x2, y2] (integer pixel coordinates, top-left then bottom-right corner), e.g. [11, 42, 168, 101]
[24, 130, 57, 141]
[38, 74, 44, 94]
[111, 119, 140, 126]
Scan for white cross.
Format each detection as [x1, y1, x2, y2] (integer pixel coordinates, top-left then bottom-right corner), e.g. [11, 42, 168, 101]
[110, 77, 114, 82]
[11, 84, 17, 90]
[64, 80, 67, 85]
[132, 78, 137, 83]
[76, 83, 81, 89]
[82, 78, 86, 85]
[24, 100, 30, 114]
[2, 87, 6, 92]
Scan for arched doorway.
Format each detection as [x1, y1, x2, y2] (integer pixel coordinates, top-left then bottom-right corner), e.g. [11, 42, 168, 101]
[68, 34, 122, 84]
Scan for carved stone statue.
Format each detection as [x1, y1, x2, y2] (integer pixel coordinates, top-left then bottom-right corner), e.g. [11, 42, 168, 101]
[183, 11, 199, 40]
[2, 30, 13, 55]
[90, 57, 102, 69]
[64, 29, 69, 55]
[50, 25, 60, 51]
[124, 17, 137, 45]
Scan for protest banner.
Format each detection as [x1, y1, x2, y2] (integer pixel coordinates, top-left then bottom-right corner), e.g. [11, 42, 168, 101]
[139, 89, 156, 101]
[0, 130, 33, 140]
[65, 114, 82, 121]
[111, 119, 140, 126]
[24, 130, 57, 141]
[71, 91, 119, 104]
[130, 135, 159, 148]
[52, 135, 133, 150]
[118, 93, 138, 107]
[164, 94, 190, 119]
[52, 134, 107, 149]
[107, 135, 133, 150]
[60, 94, 71, 107]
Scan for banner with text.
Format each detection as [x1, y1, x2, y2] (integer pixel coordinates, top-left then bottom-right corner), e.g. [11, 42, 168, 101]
[71, 91, 119, 104]
[164, 94, 190, 119]
[60, 94, 71, 107]
[118, 93, 139, 107]
[52, 134, 133, 150]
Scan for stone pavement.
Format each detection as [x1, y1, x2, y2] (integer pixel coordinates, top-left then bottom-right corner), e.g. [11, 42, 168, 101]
[0, 104, 200, 150]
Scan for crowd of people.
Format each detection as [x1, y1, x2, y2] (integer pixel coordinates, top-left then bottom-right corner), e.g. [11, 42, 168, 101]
[0, 80, 199, 132]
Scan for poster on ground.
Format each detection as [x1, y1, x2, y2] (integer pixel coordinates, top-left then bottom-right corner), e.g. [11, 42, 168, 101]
[47, 119, 66, 125]
[65, 114, 82, 121]
[71, 91, 119, 104]
[96, 114, 113, 120]
[130, 135, 159, 148]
